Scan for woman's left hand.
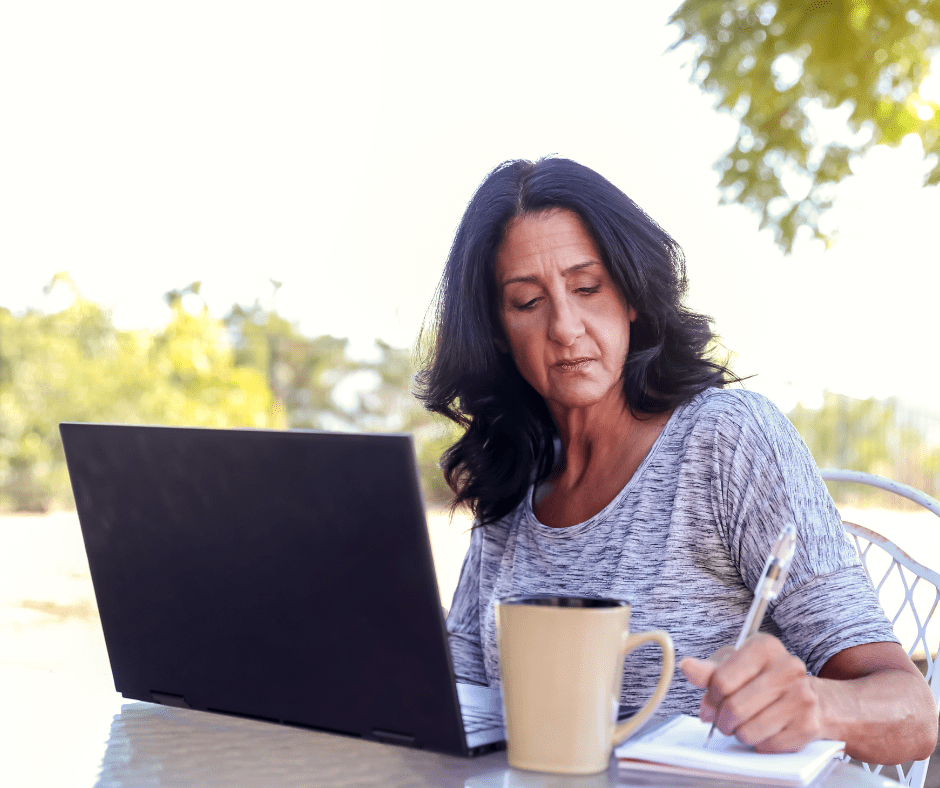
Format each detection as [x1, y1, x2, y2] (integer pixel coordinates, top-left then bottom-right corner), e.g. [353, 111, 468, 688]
[680, 633, 823, 753]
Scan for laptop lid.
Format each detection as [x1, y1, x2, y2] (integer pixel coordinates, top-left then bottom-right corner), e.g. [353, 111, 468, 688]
[60, 422, 476, 755]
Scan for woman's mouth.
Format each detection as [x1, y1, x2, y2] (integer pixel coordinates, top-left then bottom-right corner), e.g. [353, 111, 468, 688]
[554, 358, 592, 372]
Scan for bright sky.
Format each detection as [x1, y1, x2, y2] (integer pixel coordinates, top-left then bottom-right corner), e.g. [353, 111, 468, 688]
[2, 1, 939, 413]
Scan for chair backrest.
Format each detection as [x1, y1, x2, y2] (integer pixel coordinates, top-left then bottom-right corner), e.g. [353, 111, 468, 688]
[819, 468, 940, 788]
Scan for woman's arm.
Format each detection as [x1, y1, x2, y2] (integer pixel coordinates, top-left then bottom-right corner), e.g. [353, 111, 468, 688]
[680, 634, 937, 764]
[816, 641, 937, 763]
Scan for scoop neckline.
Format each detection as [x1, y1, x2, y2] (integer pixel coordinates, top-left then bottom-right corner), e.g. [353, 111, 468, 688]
[524, 399, 689, 536]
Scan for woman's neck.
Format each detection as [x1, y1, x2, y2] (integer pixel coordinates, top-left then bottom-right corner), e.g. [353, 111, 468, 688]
[536, 399, 672, 528]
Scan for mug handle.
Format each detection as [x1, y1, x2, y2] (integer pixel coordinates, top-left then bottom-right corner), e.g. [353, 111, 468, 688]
[611, 630, 675, 744]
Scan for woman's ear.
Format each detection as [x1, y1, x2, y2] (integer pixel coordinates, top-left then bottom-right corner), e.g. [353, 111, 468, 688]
[628, 305, 638, 323]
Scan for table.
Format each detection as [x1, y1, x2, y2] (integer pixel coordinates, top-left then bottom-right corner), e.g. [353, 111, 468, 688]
[0, 669, 904, 788]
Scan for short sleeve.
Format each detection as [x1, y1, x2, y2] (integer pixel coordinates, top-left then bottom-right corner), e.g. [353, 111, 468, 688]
[445, 525, 488, 686]
[709, 392, 898, 675]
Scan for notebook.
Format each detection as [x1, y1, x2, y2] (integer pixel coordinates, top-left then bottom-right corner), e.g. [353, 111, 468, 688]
[59, 422, 505, 756]
[616, 715, 845, 786]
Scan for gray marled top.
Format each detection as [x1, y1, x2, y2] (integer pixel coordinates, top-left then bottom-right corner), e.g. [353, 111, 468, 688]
[445, 388, 898, 716]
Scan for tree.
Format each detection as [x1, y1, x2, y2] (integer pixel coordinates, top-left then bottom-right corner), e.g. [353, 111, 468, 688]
[787, 390, 940, 503]
[349, 340, 462, 505]
[154, 286, 285, 429]
[0, 276, 282, 511]
[223, 301, 459, 504]
[0, 276, 459, 511]
[669, 0, 940, 252]
[224, 299, 354, 430]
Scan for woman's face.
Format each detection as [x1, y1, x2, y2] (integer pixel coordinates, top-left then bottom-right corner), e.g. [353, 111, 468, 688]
[495, 209, 636, 415]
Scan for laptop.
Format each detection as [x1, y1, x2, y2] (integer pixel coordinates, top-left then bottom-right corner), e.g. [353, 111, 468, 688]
[59, 422, 505, 756]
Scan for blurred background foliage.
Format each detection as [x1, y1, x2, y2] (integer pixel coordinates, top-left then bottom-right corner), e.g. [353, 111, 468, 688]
[669, 0, 940, 253]
[0, 275, 459, 512]
[790, 390, 940, 506]
[1, 274, 937, 513]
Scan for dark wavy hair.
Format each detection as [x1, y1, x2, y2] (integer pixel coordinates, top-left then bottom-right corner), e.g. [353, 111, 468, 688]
[414, 157, 739, 525]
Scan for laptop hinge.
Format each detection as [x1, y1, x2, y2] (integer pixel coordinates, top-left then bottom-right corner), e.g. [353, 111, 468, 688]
[371, 728, 418, 747]
[150, 691, 192, 709]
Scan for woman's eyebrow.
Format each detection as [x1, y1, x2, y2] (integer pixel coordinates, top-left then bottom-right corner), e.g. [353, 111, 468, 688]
[501, 261, 599, 288]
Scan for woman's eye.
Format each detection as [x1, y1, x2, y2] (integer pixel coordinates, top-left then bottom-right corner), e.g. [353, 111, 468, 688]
[513, 298, 539, 311]
[577, 285, 601, 295]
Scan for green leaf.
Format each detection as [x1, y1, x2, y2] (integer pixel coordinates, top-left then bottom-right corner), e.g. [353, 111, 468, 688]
[669, 0, 940, 254]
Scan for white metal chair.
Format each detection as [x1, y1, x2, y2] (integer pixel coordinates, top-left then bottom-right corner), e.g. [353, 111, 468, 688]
[819, 468, 940, 788]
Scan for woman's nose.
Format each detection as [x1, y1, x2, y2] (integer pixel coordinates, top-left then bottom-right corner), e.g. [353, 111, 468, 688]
[547, 298, 584, 345]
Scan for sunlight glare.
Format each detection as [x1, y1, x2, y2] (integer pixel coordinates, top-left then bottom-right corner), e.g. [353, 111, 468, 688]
[921, 57, 940, 103]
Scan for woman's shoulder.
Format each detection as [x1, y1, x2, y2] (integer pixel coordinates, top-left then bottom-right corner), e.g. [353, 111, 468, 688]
[677, 387, 784, 429]
[670, 388, 796, 459]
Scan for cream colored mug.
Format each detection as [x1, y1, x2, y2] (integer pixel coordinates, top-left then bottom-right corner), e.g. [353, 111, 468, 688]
[495, 595, 674, 775]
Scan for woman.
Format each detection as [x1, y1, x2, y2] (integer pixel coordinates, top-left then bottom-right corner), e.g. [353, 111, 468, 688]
[416, 157, 936, 764]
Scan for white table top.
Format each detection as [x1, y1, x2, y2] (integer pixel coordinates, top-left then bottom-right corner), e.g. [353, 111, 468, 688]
[0, 669, 904, 788]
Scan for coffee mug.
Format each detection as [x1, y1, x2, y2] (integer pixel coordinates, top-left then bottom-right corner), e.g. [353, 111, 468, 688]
[495, 595, 674, 775]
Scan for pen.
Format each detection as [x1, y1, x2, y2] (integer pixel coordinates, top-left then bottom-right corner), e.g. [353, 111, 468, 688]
[703, 522, 798, 748]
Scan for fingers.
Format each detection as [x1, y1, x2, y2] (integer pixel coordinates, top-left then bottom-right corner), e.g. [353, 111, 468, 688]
[684, 634, 820, 752]
[711, 645, 736, 663]
[703, 635, 779, 714]
[679, 656, 716, 689]
[679, 645, 737, 689]
[736, 678, 823, 753]
[709, 655, 792, 735]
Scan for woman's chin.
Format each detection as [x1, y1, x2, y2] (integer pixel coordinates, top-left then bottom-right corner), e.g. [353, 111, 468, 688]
[543, 384, 624, 414]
